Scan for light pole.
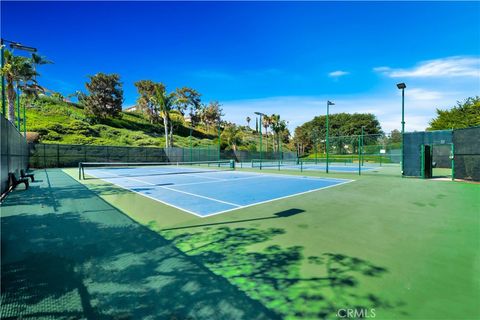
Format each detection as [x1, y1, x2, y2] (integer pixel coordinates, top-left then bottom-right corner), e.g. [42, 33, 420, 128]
[361, 125, 365, 166]
[255, 112, 266, 162]
[217, 116, 221, 161]
[326, 100, 335, 173]
[397, 82, 406, 175]
[189, 107, 193, 162]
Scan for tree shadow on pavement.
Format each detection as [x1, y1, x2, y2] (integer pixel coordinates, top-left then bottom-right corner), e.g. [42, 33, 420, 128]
[162, 226, 407, 319]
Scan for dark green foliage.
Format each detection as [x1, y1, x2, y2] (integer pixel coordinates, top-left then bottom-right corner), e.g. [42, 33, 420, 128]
[134, 80, 165, 124]
[294, 113, 382, 153]
[81, 73, 123, 121]
[428, 96, 480, 130]
[389, 129, 402, 143]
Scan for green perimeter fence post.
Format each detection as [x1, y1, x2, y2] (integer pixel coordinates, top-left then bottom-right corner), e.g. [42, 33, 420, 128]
[451, 143, 455, 181]
[326, 104, 329, 173]
[16, 86, 20, 129]
[218, 121, 221, 161]
[23, 98, 26, 136]
[1, 39, 5, 116]
[189, 125, 192, 162]
[361, 127, 364, 166]
[358, 136, 361, 175]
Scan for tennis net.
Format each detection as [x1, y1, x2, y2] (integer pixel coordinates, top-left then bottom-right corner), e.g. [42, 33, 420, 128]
[78, 160, 235, 180]
[300, 158, 354, 165]
[251, 159, 299, 169]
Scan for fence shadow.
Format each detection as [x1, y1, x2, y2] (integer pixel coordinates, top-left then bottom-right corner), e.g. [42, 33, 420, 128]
[1, 170, 279, 320]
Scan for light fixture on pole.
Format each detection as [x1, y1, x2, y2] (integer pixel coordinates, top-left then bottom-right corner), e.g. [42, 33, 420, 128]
[396, 82, 406, 175]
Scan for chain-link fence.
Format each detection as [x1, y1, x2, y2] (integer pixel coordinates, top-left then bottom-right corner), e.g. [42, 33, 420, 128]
[1, 114, 29, 195]
[453, 126, 480, 181]
[28, 143, 298, 168]
[298, 133, 402, 176]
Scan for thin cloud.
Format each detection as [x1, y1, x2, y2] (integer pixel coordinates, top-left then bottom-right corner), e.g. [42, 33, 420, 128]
[407, 88, 445, 101]
[328, 70, 350, 78]
[374, 56, 480, 78]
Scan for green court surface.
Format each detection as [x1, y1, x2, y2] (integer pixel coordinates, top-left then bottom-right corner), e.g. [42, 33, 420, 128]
[1, 168, 479, 319]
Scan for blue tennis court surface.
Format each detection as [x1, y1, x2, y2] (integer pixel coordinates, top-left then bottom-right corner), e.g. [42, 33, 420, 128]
[84, 167, 353, 217]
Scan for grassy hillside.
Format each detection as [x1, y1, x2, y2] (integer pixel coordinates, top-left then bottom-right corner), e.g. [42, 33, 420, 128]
[24, 97, 218, 148]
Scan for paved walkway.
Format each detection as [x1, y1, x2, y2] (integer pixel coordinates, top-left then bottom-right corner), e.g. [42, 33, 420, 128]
[0, 169, 278, 320]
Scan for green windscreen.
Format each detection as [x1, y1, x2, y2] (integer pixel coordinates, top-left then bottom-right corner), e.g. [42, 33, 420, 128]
[79, 160, 235, 180]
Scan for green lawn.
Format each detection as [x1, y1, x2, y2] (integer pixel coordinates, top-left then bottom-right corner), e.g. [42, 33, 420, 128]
[65, 167, 480, 319]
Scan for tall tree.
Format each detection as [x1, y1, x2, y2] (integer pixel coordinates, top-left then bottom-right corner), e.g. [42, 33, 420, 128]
[134, 80, 164, 124]
[293, 113, 382, 153]
[175, 87, 201, 116]
[246, 116, 251, 128]
[82, 73, 123, 121]
[270, 114, 288, 152]
[202, 101, 223, 132]
[1, 50, 38, 123]
[428, 97, 480, 130]
[149, 84, 175, 148]
[221, 124, 242, 151]
[30, 53, 52, 80]
[262, 115, 271, 151]
[389, 129, 402, 143]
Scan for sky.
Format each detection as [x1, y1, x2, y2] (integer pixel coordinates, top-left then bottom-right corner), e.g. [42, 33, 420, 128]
[1, 1, 479, 133]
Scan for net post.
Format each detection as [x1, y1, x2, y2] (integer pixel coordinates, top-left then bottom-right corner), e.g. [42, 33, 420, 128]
[230, 159, 235, 170]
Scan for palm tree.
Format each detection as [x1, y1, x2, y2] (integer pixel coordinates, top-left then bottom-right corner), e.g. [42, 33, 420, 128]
[246, 116, 251, 128]
[1, 50, 37, 123]
[31, 53, 52, 81]
[151, 85, 175, 148]
[262, 115, 271, 151]
[221, 124, 242, 151]
[269, 114, 279, 151]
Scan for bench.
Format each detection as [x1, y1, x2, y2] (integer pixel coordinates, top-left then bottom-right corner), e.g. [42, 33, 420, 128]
[20, 169, 35, 182]
[8, 172, 29, 190]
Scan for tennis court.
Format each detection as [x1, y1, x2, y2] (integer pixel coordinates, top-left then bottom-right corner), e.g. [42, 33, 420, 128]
[81, 161, 353, 217]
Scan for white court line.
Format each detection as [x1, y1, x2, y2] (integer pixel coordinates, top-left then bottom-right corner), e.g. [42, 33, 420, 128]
[85, 171, 205, 217]
[91, 169, 241, 207]
[85, 168, 355, 218]
[160, 186, 241, 207]
[171, 175, 266, 187]
[95, 170, 157, 185]
[199, 179, 355, 218]
[217, 169, 353, 182]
